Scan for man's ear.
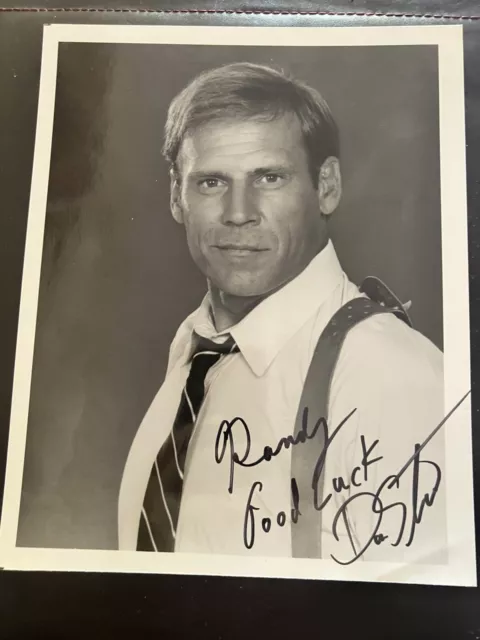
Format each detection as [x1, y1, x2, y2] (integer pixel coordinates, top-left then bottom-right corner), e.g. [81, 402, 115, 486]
[170, 168, 184, 224]
[317, 156, 342, 216]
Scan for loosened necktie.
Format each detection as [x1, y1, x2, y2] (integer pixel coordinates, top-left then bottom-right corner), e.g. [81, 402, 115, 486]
[137, 335, 238, 552]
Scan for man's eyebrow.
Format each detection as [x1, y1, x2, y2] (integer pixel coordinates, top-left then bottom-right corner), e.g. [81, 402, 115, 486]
[249, 165, 293, 177]
[187, 165, 294, 181]
[188, 170, 230, 181]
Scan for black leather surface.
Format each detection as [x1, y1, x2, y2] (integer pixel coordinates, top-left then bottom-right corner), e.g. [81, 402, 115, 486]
[0, 6, 479, 640]
[1, 0, 479, 16]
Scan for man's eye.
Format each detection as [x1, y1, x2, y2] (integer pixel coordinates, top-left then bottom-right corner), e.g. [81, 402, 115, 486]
[197, 178, 224, 192]
[258, 173, 285, 187]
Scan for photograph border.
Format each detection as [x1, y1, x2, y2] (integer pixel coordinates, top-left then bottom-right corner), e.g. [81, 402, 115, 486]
[0, 23, 474, 587]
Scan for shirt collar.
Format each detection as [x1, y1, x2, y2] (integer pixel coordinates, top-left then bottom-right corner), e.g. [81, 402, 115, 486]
[189, 240, 345, 376]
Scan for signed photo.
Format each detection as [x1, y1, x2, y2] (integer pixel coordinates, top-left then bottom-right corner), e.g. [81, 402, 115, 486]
[0, 24, 474, 586]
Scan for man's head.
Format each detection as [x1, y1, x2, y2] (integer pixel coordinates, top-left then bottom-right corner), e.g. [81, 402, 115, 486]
[164, 63, 342, 299]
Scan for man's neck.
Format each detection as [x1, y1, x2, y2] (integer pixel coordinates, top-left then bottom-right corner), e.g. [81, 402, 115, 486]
[209, 287, 265, 333]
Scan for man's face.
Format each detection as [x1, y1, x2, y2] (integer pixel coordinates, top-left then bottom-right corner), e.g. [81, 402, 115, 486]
[172, 114, 329, 298]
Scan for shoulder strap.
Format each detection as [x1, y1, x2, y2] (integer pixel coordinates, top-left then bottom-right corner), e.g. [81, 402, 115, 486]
[291, 277, 412, 559]
[360, 276, 413, 327]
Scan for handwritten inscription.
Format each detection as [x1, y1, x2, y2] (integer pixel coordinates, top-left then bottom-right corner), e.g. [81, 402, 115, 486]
[214, 391, 469, 564]
[243, 478, 301, 550]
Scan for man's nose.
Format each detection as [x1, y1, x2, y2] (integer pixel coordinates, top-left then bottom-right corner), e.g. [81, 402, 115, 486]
[221, 183, 260, 226]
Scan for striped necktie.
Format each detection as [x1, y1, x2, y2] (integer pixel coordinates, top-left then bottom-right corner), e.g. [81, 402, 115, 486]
[137, 335, 238, 552]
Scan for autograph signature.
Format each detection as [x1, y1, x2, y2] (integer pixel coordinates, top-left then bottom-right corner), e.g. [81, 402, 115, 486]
[214, 390, 470, 564]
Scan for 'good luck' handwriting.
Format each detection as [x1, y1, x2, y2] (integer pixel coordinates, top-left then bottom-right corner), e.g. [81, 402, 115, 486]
[214, 390, 470, 564]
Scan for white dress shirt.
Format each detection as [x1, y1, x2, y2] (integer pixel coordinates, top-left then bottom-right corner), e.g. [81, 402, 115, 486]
[119, 241, 445, 563]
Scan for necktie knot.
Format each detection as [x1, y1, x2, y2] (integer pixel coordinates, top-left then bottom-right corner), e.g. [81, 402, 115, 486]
[190, 334, 239, 359]
[187, 334, 239, 421]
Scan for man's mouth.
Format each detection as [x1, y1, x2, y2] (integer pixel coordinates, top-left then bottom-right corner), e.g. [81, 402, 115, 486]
[214, 244, 268, 252]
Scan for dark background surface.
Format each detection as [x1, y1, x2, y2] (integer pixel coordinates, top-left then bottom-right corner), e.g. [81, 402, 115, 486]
[2, 0, 480, 15]
[16, 41, 441, 551]
[0, 5, 479, 640]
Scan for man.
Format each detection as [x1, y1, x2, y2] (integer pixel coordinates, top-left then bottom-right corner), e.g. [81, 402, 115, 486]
[119, 63, 445, 564]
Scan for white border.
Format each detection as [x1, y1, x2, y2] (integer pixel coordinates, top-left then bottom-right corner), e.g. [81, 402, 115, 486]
[0, 24, 474, 587]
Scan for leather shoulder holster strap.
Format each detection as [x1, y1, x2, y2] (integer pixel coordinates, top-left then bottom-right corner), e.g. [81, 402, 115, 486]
[291, 277, 412, 559]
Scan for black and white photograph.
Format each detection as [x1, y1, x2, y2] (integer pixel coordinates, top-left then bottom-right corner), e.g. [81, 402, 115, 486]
[0, 24, 474, 586]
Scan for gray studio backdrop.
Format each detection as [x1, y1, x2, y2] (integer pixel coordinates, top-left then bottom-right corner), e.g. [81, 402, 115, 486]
[17, 43, 442, 550]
